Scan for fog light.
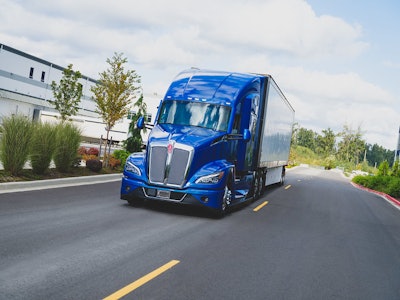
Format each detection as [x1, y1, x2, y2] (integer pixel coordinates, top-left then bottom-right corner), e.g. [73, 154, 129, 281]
[125, 186, 131, 192]
[201, 196, 209, 203]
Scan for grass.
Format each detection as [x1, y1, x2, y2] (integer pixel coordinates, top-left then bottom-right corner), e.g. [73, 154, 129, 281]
[0, 167, 121, 183]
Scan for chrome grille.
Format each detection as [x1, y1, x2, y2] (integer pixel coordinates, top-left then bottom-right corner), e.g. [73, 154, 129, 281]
[148, 146, 167, 183]
[148, 142, 193, 187]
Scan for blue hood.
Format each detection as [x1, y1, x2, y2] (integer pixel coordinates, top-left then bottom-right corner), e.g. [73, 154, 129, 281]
[148, 124, 225, 149]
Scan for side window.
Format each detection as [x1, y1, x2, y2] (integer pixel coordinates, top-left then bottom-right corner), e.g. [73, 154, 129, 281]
[232, 102, 241, 134]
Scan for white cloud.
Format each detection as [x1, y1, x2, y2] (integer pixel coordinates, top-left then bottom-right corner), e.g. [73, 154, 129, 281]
[0, 0, 398, 149]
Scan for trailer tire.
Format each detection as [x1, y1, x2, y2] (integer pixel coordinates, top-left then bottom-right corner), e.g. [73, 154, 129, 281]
[252, 170, 264, 201]
[280, 167, 286, 186]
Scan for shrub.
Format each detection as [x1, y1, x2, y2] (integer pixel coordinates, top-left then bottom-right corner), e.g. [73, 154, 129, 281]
[387, 177, 400, 198]
[108, 156, 121, 169]
[0, 115, 33, 176]
[378, 161, 390, 176]
[112, 149, 130, 167]
[86, 159, 102, 172]
[53, 123, 81, 172]
[30, 122, 56, 174]
[352, 175, 400, 198]
[87, 147, 99, 156]
[82, 154, 98, 161]
[77, 146, 87, 156]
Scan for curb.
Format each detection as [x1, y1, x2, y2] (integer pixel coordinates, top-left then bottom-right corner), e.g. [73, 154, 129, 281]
[351, 182, 400, 210]
[0, 173, 122, 194]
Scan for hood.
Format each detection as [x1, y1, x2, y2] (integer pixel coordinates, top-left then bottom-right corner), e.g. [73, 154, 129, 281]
[148, 124, 225, 149]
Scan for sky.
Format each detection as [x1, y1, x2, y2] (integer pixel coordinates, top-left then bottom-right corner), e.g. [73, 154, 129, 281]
[0, 0, 399, 150]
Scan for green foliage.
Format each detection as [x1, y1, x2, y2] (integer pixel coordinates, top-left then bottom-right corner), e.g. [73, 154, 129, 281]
[289, 145, 323, 166]
[91, 52, 141, 165]
[377, 160, 389, 176]
[353, 175, 400, 198]
[387, 177, 400, 198]
[318, 128, 336, 157]
[112, 149, 130, 167]
[0, 115, 33, 176]
[337, 124, 365, 164]
[365, 143, 395, 168]
[30, 122, 56, 174]
[296, 127, 317, 152]
[323, 155, 336, 170]
[124, 134, 142, 153]
[50, 64, 83, 122]
[291, 123, 394, 171]
[124, 93, 147, 153]
[352, 160, 400, 198]
[53, 123, 81, 172]
[391, 160, 400, 177]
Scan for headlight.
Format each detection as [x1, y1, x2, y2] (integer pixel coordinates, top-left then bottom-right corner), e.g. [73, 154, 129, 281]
[125, 161, 141, 176]
[195, 171, 224, 184]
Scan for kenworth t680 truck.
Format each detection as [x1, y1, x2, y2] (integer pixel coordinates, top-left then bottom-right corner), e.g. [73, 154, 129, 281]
[120, 69, 294, 216]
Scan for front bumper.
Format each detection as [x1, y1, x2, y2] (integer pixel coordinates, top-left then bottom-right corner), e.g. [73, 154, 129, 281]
[120, 176, 224, 210]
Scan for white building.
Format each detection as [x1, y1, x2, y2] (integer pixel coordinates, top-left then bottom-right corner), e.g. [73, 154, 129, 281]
[0, 43, 160, 143]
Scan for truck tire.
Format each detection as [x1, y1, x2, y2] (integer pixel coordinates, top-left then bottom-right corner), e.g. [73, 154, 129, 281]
[215, 170, 233, 218]
[280, 167, 286, 185]
[252, 170, 263, 200]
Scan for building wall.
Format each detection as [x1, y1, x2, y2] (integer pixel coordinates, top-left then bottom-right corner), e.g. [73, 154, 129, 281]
[0, 44, 160, 143]
[0, 44, 99, 119]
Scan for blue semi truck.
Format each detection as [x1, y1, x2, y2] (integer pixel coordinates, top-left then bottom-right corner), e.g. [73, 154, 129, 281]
[120, 69, 294, 216]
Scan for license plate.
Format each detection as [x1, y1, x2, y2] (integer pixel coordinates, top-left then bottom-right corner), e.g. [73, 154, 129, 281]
[157, 190, 171, 199]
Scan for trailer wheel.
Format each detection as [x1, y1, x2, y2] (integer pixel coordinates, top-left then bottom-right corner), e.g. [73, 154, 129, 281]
[280, 167, 286, 185]
[253, 170, 263, 200]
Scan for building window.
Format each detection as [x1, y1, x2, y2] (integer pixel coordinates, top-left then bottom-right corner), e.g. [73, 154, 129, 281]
[127, 112, 152, 123]
[146, 113, 152, 123]
[41, 71, 45, 82]
[29, 67, 34, 79]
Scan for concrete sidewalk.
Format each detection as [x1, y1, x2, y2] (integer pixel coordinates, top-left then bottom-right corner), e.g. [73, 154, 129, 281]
[0, 173, 122, 194]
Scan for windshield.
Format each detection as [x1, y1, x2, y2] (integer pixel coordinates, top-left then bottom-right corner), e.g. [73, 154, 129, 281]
[157, 100, 231, 132]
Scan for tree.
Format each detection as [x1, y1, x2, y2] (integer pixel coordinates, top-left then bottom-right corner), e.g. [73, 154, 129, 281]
[365, 143, 395, 167]
[377, 160, 389, 176]
[124, 93, 147, 153]
[391, 159, 400, 177]
[337, 124, 365, 164]
[91, 52, 141, 165]
[50, 64, 83, 122]
[297, 127, 317, 151]
[317, 128, 336, 157]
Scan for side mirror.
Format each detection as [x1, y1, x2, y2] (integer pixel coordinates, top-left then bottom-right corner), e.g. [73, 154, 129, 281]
[137, 116, 144, 129]
[243, 129, 251, 142]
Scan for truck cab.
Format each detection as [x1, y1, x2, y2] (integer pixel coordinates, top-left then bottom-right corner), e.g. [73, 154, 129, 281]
[121, 69, 294, 216]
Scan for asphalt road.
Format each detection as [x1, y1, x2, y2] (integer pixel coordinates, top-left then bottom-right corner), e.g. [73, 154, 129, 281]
[1, 166, 399, 300]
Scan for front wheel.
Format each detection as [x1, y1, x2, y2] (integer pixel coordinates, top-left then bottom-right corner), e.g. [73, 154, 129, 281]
[215, 172, 233, 218]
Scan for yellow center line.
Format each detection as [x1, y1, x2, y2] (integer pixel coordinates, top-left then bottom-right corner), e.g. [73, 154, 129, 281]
[285, 184, 292, 190]
[103, 260, 180, 300]
[253, 201, 269, 212]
